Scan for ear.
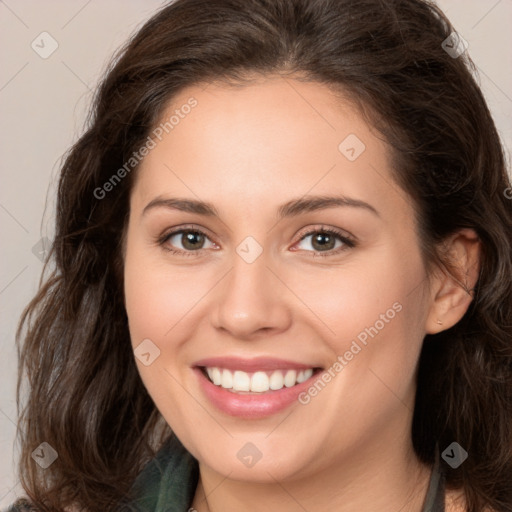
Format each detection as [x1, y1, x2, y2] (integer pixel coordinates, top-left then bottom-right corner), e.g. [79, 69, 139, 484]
[425, 228, 481, 334]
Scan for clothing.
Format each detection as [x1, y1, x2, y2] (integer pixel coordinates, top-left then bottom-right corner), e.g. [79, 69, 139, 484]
[2, 501, 38, 512]
[423, 449, 446, 512]
[4, 435, 445, 511]
[117, 433, 199, 512]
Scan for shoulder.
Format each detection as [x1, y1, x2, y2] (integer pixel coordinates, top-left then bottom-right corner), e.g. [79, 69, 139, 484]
[445, 489, 496, 512]
[445, 489, 468, 512]
[2, 498, 79, 512]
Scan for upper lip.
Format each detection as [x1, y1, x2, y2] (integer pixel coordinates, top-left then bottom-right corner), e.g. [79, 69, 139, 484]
[193, 356, 322, 373]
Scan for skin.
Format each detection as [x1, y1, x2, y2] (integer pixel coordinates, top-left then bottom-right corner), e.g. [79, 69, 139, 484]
[123, 75, 480, 512]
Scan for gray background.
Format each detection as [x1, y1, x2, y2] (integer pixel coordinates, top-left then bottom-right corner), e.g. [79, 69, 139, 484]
[0, 0, 511, 505]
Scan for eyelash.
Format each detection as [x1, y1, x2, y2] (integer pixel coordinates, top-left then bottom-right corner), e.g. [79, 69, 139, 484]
[157, 224, 356, 258]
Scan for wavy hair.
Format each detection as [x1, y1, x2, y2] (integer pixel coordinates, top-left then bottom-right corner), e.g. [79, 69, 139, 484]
[15, 0, 512, 510]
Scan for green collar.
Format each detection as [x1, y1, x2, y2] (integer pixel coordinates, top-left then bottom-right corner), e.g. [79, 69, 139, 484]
[120, 433, 199, 511]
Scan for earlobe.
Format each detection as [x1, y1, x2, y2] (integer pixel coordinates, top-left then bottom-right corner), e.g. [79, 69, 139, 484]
[425, 228, 481, 334]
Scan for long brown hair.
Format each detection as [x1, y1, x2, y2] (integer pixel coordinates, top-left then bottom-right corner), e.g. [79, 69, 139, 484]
[15, 0, 512, 510]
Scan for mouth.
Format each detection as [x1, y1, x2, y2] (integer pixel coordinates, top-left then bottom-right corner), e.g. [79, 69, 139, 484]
[192, 356, 324, 419]
[198, 366, 323, 393]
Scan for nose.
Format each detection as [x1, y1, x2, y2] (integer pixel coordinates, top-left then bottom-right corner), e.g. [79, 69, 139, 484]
[210, 247, 292, 340]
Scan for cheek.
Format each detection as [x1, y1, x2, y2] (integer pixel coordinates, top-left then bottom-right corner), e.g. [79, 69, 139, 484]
[288, 246, 423, 342]
[123, 223, 209, 345]
[289, 244, 427, 401]
[123, 239, 208, 417]
[124, 264, 190, 342]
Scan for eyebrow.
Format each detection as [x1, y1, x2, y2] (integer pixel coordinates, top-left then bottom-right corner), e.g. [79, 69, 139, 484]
[142, 194, 380, 219]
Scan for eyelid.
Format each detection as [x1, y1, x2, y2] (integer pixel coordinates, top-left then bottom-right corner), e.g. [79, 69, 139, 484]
[158, 223, 215, 242]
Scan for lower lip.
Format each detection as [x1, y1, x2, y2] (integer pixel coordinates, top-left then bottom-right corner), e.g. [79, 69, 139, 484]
[194, 368, 320, 419]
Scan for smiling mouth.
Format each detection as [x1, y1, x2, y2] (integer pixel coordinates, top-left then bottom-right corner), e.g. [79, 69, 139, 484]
[198, 366, 323, 393]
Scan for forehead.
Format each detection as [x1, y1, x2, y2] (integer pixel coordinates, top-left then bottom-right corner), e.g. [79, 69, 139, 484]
[132, 76, 410, 222]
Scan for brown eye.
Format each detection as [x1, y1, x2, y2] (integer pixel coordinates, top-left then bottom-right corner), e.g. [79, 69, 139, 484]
[294, 227, 356, 258]
[179, 230, 206, 250]
[309, 232, 337, 251]
[160, 228, 216, 256]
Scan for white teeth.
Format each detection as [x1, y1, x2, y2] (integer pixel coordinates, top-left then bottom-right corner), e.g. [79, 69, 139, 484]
[250, 371, 269, 392]
[284, 370, 297, 387]
[221, 369, 233, 389]
[204, 367, 316, 392]
[233, 371, 250, 391]
[211, 367, 222, 385]
[302, 368, 313, 381]
[269, 370, 284, 390]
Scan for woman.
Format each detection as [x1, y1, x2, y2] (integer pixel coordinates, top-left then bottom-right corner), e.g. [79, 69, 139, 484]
[7, 0, 512, 511]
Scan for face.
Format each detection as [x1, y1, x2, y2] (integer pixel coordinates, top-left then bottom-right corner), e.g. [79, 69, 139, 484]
[123, 75, 431, 482]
